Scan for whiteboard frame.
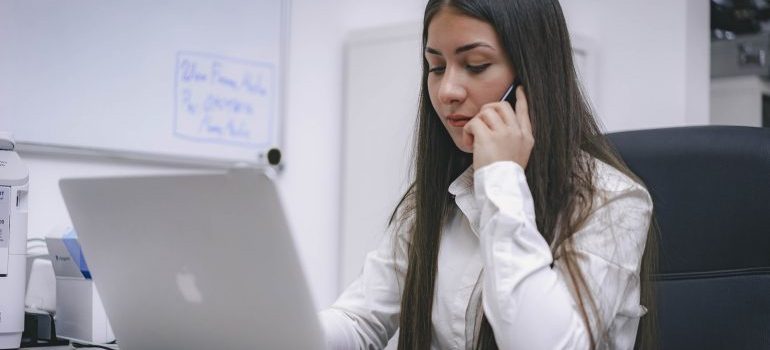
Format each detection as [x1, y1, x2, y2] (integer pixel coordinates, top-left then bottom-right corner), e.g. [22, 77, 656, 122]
[15, 141, 256, 169]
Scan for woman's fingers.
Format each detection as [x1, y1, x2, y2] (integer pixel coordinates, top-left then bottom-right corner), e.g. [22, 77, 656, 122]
[491, 101, 518, 129]
[477, 105, 507, 130]
[462, 117, 490, 150]
[465, 85, 534, 170]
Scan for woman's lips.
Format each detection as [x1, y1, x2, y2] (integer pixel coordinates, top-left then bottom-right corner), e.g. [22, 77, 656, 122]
[447, 115, 472, 127]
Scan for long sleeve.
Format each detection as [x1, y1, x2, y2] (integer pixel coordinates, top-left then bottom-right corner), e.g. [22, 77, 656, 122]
[319, 222, 410, 350]
[473, 161, 652, 350]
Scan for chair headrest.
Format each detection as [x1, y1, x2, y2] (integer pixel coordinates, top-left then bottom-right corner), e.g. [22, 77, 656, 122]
[606, 126, 770, 276]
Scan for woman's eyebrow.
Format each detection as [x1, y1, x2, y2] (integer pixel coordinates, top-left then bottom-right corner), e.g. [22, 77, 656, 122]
[425, 42, 495, 56]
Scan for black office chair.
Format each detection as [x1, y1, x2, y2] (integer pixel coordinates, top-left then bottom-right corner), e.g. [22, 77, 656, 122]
[606, 125, 770, 349]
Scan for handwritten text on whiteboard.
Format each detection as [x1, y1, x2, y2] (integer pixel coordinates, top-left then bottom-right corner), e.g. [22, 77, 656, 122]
[174, 52, 275, 148]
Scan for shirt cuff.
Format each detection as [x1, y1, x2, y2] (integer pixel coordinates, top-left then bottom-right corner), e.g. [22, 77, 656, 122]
[473, 161, 536, 226]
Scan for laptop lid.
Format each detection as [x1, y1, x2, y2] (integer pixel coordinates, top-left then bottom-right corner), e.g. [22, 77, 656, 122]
[59, 168, 324, 350]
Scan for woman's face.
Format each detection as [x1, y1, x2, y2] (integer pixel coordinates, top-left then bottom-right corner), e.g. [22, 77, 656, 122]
[425, 7, 516, 153]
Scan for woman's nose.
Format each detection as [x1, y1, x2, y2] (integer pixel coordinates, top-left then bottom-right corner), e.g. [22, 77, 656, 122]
[437, 70, 466, 106]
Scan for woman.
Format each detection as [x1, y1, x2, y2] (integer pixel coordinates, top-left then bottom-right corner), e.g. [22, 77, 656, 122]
[321, 0, 656, 349]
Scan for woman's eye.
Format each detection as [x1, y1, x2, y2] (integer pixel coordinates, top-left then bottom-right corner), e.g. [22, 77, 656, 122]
[428, 66, 446, 74]
[467, 63, 491, 73]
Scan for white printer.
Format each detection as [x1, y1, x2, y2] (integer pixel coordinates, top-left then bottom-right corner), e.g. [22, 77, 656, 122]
[0, 132, 29, 349]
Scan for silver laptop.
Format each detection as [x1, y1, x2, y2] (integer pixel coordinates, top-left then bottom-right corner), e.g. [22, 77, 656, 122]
[59, 168, 325, 350]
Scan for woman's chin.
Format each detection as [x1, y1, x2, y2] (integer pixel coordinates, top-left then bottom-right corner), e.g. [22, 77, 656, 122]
[454, 142, 473, 154]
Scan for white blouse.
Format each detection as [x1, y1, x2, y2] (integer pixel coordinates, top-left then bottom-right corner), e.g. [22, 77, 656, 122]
[320, 160, 652, 349]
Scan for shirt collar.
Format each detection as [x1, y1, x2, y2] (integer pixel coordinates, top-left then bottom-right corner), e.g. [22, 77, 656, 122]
[448, 166, 474, 196]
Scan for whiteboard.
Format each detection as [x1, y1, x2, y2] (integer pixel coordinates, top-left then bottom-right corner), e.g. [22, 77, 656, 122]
[0, 0, 289, 166]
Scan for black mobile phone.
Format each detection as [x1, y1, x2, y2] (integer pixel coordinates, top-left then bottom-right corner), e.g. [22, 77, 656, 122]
[501, 77, 523, 108]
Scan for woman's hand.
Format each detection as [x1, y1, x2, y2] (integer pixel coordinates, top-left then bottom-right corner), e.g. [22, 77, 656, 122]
[462, 86, 534, 170]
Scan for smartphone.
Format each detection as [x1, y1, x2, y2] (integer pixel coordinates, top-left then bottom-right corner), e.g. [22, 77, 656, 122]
[500, 77, 523, 108]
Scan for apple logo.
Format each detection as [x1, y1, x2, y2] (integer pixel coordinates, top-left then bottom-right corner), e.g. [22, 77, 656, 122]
[176, 270, 203, 304]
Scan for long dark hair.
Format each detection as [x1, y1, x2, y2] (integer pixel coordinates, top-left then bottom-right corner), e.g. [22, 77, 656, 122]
[391, 0, 658, 349]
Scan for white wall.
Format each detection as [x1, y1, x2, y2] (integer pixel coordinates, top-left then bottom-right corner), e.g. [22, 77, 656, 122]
[340, 23, 423, 290]
[711, 76, 769, 127]
[559, 0, 710, 131]
[18, 153, 208, 239]
[279, 0, 345, 310]
[282, 0, 427, 308]
[685, 0, 711, 125]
